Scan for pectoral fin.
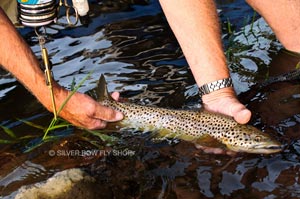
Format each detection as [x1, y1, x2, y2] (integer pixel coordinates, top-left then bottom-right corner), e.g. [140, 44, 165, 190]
[194, 135, 226, 148]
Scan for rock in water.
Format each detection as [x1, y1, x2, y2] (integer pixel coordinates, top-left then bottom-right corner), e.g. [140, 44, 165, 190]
[14, 168, 98, 199]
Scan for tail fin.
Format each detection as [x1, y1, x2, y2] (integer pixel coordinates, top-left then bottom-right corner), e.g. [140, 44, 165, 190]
[97, 74, 114, 102]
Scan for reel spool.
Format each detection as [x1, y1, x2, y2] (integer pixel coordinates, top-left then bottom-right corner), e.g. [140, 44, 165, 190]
[17, 0, 57, 27]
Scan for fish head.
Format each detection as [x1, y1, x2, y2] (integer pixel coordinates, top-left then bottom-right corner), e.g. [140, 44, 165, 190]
[224, 125, 282, 154]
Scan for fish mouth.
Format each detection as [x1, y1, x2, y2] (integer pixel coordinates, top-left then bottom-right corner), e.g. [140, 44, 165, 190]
[228, 144, 283, 154]
[249, 144, 283, 154]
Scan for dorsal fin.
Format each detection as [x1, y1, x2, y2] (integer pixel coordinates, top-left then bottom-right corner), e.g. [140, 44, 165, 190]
[97, 74, 114, 102]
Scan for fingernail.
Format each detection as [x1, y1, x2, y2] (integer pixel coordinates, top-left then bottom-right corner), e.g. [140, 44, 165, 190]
[115, 112, 124, 120]
[237, 109, 251, 124]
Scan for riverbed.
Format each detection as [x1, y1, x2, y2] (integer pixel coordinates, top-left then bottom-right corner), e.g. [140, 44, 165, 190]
[0, 0, 300, 198]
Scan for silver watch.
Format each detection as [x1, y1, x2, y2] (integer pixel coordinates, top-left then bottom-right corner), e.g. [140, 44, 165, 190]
[199, 77, 233, 97]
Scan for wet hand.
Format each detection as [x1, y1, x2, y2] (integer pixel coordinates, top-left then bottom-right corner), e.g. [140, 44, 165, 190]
[56, 91, 123, 130]
[195, 144, 237, 156]
[202, 87, 251, 124]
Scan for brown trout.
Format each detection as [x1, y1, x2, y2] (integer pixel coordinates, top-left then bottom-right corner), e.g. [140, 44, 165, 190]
[97, 75, 282, 154]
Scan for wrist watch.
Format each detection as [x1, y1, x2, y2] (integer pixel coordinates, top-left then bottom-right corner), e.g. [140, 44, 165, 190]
[198, 77, 233, 98]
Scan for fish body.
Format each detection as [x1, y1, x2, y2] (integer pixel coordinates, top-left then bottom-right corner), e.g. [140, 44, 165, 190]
[97, 75, 282, 154]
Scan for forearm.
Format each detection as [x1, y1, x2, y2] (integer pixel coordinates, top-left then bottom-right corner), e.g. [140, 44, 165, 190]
[159, 0, 252, 124]
[246, 0, 300, 52]
[159, 0, 230, 86]
[0, 8, 65, 112]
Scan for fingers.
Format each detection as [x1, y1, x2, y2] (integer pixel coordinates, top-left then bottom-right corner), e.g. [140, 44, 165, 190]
[204, 98, 252, 124]
[88, 93, 123, 128]
[82, 105, 123, 129]
[195, 144, 237, 156]
[93, 103, 123, 122]
[111, 92, 120, 101]
[231, 104, 252, 124]
[63, 108, 119, 130]
[84, 119, 107, 130]
[58, 92, 123, 130]
[202, 87, 252, 124]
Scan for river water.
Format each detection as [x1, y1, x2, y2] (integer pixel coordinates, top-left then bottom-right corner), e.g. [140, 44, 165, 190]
[0, 0, 300, 198]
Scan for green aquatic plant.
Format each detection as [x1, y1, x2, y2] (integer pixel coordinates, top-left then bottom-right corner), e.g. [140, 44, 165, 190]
[0, 125, 17, 144]
[225, 11, 257, 62]
[226, 17, 233, 35]
[84, 129, 119, 146]
[0, 124, 38, 144]
[249, 11, 257, 33]
[42, 72, 94, 140]
[0, 72, 119, 152]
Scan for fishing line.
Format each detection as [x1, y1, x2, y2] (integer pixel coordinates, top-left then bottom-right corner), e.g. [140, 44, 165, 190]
[16, 0, 90, 119]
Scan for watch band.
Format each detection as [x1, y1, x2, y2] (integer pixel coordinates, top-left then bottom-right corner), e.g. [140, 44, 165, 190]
[199, 77, 233, 97]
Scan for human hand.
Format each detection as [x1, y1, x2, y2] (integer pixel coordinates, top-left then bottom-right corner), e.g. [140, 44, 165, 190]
[54, 89, 123, 129]
[202, 87, 251, 124]
[195, 144, 237, 156]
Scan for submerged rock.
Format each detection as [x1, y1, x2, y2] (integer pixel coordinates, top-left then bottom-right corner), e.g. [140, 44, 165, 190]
[13, 168, 98, 199]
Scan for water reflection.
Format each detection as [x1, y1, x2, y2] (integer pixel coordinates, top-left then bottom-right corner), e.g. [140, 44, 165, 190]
[0, 161, 47, 188]
[0, 0, 299, 198]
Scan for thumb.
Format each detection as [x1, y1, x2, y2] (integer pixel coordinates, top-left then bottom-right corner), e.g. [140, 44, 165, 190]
[231, 104, 252, 124]
[94, 104, 124, 122]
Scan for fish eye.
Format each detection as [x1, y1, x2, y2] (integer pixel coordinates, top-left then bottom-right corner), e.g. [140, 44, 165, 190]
[254, 136, 262, 142]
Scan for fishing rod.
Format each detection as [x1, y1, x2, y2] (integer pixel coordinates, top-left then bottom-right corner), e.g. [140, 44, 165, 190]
[16, 0, 89, 119]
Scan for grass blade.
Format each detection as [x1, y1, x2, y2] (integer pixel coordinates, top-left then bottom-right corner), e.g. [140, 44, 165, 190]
[42, 71, 93, 140]
[17, 118, 45, 130]
[46, 123, 71, 131]
[0, 125, 17, 139]
[57, 72, 93, 116]
[85, 129, 119, 144]
[0, 139, 16, 144]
